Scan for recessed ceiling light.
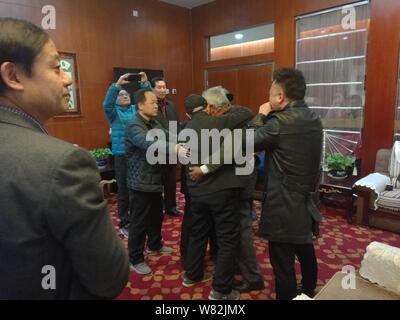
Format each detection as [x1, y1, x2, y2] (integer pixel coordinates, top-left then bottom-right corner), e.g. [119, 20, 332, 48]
[235, 33, 244, 40]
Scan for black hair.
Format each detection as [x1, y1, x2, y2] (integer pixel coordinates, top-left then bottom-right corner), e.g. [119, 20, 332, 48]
[133, 88, 153, 106]
[151, 76, 166, 88]
[0, 18, 50, 94]
[226, 92, 234, 102]
[272, 68, 306, 101]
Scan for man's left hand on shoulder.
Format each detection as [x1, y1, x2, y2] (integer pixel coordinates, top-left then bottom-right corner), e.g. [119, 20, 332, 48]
[189, 166, 204, 182]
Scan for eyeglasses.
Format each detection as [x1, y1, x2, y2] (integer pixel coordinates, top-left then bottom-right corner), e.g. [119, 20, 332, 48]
[118, 92, 130, 97]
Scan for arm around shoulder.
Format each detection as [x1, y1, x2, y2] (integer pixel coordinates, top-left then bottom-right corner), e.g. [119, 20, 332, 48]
[252, 116, 280, 152]
[212, 106, 253, 130]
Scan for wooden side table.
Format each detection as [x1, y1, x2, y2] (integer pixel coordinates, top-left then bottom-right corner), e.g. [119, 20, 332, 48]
[319, 172, 359, 223]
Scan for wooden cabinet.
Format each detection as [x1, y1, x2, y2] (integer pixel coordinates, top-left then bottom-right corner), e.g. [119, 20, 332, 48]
[319, 172, 358, 223]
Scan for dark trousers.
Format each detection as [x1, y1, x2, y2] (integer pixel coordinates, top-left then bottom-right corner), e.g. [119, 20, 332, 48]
[185, 189, 240, 294]
[128, 190, 164, 265]
[237, 172, 263, 284]
[269, 241, 318, 300]
[114, 155, 130, 228]
[163, 165, 177, 212]
[180, 194, 218, 270]
[237, 196, 263, 284]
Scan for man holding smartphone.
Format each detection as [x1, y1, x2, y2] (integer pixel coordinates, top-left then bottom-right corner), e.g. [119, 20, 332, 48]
[103, 72, 150, 237]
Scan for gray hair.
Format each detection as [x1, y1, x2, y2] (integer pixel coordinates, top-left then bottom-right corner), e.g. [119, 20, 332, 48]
[202, 86, 230, 110]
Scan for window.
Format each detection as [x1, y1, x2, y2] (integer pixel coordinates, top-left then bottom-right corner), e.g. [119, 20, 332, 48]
[209, 24, 274, 61]
[296, 1, 369, 164]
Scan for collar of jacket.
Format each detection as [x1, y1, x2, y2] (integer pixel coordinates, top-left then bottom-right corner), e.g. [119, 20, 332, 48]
[209, 106, 230, 116]
[190, 110, 208, 118]
[157, 98, 167, 106]
[0, 105, 48, 134]
[116, 104, 134, 111]
[285, 100, 306, 109]
[137, 112, 156, 126]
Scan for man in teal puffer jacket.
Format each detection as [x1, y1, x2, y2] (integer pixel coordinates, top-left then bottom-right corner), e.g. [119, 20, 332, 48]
[103, 72, 150, 237]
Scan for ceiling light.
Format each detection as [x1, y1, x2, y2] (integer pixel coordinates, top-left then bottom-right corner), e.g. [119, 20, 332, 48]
[235, 33, 244, 40]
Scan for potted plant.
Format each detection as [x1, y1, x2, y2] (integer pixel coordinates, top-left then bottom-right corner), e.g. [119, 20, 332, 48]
[89, 148, 112, 169]
[325, 153, 355, 180]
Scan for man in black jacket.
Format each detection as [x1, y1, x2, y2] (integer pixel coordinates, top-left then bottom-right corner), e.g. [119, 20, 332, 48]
[250, 68, 323, 300]
[179, 99, 218, 272]
[188, 89, 265, 294]
[151, 77, 181, 217]
[125, 88, 184, 275]
[182, 89, 253, 300]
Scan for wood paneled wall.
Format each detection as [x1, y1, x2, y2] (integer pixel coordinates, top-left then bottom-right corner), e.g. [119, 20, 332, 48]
[191, 0, 275, 93]
[0, 0, 193, 149]
[192, 0, 400, 175]
[362, 0, 400, 175]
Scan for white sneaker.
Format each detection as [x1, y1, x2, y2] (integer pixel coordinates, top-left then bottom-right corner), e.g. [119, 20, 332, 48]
[130, 262, 151, 275]
[120, 227, 129, 238]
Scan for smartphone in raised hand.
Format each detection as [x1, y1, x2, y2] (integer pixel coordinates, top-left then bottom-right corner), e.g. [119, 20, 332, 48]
[126, 74, 142, 82]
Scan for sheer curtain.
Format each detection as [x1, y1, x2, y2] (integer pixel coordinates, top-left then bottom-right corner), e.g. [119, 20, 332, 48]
[296, 1, 369, 164]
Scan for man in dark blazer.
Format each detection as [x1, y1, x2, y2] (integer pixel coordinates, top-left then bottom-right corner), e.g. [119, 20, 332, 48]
[182, 90, 253, 300]
[188, 89, 265, 294]
[0, 18, 129, 299]
[151, 77, 181, 217]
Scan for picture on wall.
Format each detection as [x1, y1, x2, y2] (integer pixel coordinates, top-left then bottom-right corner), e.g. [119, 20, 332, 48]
[58, 52, 81, 115]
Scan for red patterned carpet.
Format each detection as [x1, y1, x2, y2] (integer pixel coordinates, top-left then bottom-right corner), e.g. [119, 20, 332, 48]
[107, 184, 400, 300]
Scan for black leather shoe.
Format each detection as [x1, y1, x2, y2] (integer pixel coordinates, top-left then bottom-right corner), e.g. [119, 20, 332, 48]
[233, 280, 265, 293]
[296, 283, 303, 296]
[165, 208, 182, 217]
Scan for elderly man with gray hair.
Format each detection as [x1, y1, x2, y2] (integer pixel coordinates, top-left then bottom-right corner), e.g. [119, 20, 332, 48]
[189, 86, 265, 295]
[182, 86, 255, 300]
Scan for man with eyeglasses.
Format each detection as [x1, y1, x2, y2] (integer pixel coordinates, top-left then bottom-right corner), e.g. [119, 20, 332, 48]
[103, 73, 150, 238]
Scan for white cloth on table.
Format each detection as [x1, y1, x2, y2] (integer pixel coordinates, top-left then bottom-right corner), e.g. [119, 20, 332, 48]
[354, 173, 391, 210]
[389, 141, 400, 187]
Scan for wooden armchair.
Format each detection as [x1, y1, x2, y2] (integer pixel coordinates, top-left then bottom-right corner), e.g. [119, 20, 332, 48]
[355, 149, 400, 234]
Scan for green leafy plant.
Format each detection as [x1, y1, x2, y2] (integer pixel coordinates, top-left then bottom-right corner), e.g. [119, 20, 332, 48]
[325, 153, 355, 171]
[89, 148, 112, 160]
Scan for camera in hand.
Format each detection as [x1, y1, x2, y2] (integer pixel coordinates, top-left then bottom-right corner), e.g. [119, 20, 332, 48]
[127, 74, 141, 82]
